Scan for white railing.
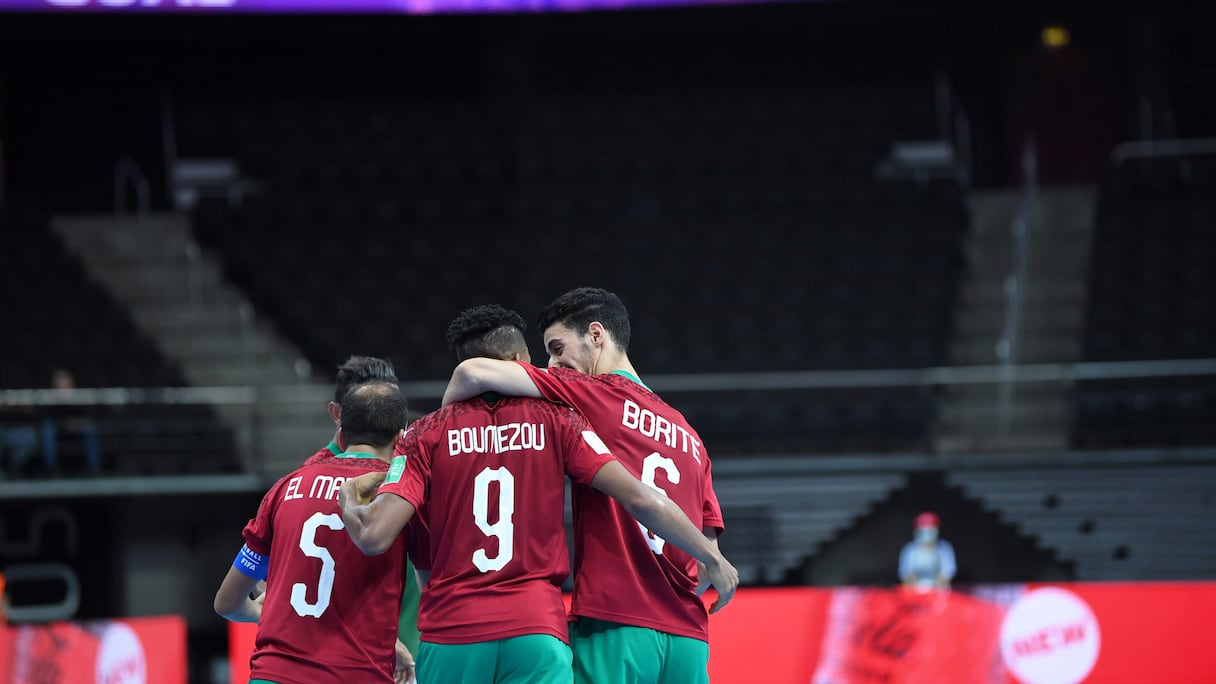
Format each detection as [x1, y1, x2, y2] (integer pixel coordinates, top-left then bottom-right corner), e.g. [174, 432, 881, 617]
[3, 358, 1214, 406]
[994, 136, 1037, 434]
[2, 358, 1213, 495]
[1110, 137, 1216, 164]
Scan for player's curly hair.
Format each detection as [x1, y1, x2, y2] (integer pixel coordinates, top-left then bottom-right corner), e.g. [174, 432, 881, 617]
[446, 304, 529, 362]
[536, 287, 631, 352]
[334, 356, 398, 403]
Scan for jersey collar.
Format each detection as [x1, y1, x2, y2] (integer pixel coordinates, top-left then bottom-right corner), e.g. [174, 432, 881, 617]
[610, 369, 651, 391]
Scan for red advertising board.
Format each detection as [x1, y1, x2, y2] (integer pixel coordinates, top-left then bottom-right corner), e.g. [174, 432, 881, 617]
[227, 582, 1216, 684]
[0, 615, 187, 684]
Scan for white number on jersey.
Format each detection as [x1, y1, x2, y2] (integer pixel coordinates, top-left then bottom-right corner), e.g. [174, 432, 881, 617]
[637, 452, 681, 555]
[291, 512, 344, 618]
[472, 466, 516, 572]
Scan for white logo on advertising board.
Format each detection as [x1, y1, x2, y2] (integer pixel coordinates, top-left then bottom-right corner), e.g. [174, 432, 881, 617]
[96, 622, 148, 684]
[1000, 587, 1100, 684]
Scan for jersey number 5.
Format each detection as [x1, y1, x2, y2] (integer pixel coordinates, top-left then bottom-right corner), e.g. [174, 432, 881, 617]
[638, 452, 681, 555]
[292, 512, 344, 618]
[472, 466, 516, 573]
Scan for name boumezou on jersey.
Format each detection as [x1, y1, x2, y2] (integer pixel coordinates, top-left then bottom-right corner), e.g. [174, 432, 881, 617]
[448, 422, 547, 456]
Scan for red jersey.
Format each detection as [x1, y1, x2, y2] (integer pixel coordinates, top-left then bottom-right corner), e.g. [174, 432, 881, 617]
[242, 452, 408, 683]
[520, 364, 724, 641]
[378, 395, 615, 645]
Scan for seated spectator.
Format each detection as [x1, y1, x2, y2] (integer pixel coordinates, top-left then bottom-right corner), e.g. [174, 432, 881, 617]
[41, 368, 102, 476]
[898, 511, 956, 591]
[0, 400, 40, 478]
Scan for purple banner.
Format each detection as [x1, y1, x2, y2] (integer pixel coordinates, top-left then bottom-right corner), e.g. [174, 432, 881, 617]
[0, 0, 760, 13]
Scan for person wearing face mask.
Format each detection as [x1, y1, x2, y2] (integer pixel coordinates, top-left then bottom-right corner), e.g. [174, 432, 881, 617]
[899, 511, 956, 591]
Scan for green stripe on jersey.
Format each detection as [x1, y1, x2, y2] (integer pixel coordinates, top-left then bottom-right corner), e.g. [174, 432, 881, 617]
[610, 369, 651, 391]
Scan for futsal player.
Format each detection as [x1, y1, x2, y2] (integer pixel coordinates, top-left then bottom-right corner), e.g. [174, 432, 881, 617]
[340, 305, 738, 684]
[441, 287, 728, 684]
[214, 381, 414, 684]
[306, 355, 422, 666]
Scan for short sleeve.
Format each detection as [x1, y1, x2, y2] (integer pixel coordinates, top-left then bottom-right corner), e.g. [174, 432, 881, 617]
[379, 427, 429, 510]
[241, 477, 287, 556]
[521, 363, 580, 407]
[558, 408, 616, 485]
[700, 453, 725, 534]
[898, 542, 914, 578]
[939, 541, 957, 580]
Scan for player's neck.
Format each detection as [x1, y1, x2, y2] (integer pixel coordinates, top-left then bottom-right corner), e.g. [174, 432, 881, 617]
[345, 443, 394, 463]
[595, 349, 638, 379]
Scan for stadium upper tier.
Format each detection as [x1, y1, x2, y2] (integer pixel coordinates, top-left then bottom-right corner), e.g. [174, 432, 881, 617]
[183, 85, 964, 454]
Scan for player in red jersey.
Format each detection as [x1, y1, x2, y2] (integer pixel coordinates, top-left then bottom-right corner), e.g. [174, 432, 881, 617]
[214, 381, 414, 684]
[340, 305, 738, 684]
[441, 287, 730, 684]
[305, 356, 422, 672]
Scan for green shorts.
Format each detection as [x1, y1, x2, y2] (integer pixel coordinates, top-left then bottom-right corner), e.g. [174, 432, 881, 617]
[570, 617, 709, 684]
[417, 634, 572, 684]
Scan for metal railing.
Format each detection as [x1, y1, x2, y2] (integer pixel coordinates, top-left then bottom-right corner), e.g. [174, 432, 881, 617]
[6, 358, 1214, 408]
[2, 357, 1214, 496]
[994, 137, 1037, 435]
[1110, 136, 1216, 164]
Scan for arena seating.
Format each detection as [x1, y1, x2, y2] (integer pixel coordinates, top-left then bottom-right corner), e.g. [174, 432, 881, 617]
[1074, 152, 1216, 448]
[183, 85, 966, 454]
[0, 206, 239, 476]
[948, 462, 1216, 580]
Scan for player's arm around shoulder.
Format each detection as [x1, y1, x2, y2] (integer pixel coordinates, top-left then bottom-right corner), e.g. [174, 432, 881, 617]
[589, 461, 740, 613]
[442, 358, 542, 406]
[339, 471, 416, 556]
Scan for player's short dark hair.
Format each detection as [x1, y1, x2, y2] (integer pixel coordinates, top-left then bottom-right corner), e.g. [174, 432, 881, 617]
[334, 356, 398, 404]
[339, 381, 407, 448]
[536, 287, 631, 352]
[445, 305, 529, 362]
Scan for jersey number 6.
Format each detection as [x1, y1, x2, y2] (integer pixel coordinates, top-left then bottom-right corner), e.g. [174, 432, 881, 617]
[638, 452, 680, 555]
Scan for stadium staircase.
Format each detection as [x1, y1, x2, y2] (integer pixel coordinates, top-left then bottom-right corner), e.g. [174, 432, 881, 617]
[50, 213, 330, 476]
[935, 186, 1096, 452]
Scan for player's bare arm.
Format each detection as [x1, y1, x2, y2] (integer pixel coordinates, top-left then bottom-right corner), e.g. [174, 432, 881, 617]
[442, 358, 542, 406]
[695, 529, 722, 597]
[394, 638, 416, 684]
[339, 474, 417, 556]
[213, 565, 265, 623]
[589, 461, 740, 613]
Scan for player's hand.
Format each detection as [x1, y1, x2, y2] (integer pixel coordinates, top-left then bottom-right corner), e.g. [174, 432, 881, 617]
[694, 561, 712, 597]
[701, 555, 740, 614]
[247, 590, 266, 623]
[350, 470, 387, 505]
[394, 639, 416, 684]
